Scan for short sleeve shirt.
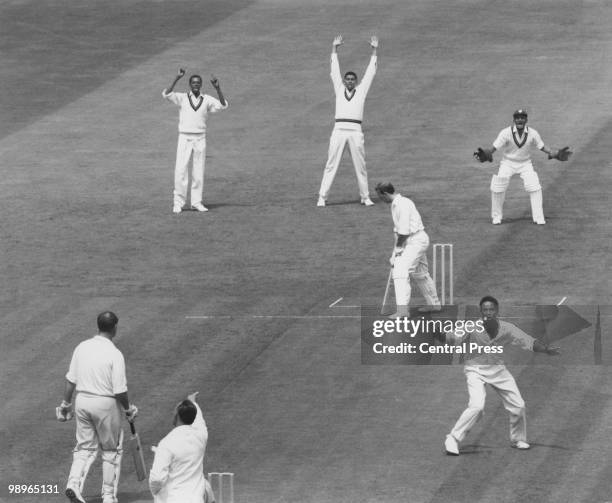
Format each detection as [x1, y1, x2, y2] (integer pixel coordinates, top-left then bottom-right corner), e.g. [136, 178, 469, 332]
[447, 320, 535, 366]
[492, 126, 545, 163]
[66, 335, 127, 396]
[391, 194, 425, 235]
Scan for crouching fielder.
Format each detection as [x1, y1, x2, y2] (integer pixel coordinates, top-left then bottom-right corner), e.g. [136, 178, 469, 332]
[149, 392, 214, 503]
[442, 296, 559, 456]
[474, 109, 572, 225]
[375, 182, 441, 318]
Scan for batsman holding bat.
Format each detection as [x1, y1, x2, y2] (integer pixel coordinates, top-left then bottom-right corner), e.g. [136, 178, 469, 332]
[57, 312, 139, 503]
[375, 182, 441, 318]
[474, 109, 572, 225]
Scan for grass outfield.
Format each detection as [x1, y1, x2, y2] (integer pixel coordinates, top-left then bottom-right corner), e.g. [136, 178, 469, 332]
[1, 0, 611, 502]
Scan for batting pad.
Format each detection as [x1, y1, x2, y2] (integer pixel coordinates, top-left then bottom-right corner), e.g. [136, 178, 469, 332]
[522, 171, 541, 192]
[490, 175, 510, 193]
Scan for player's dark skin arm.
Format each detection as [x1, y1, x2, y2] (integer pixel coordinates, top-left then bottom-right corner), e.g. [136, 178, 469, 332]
[115, 392, 131, 410]
[210, 75, 226, 106]
[540, 146, 553, 156]
[165, 69, 186, 93]
[63, 380, 76, 404]
[395, 234, 409, 251]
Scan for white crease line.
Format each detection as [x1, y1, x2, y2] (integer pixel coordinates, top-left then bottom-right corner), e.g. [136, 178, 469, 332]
[328, 297, 343, 308]
[557, 297, 567, 306]
[185, 316, 232, 319]
[186, 315, 361, 319]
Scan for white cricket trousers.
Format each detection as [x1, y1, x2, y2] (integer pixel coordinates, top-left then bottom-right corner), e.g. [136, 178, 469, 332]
[450, 366, 527, 444]
[68, 393, 123, 501]
[319, 128, 369, 200]
[392, 230, 440, 309]
[174, 133, 207, 207]
[491, 160, 544, 223]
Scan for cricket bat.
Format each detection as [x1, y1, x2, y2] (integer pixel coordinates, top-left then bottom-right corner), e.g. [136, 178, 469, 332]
[380, 269, 393, 315]
[127, 420, 147, 481]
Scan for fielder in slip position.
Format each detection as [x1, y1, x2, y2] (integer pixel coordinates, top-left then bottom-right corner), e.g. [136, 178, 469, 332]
[375, 182, 441, 319]
[163, 69, 228, 214]
[317, 35, 378, 207]
[57, 312, 139, 503]
[149, 392, 214, 503]
[442, 296, 559, 456]
[474, 109, 572, 225]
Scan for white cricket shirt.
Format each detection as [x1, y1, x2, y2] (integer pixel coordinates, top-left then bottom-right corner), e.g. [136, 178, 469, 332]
[331, 53, 377, 131]
[447, 320, 535, 368]
[391, 194, 425, 236]
[163, 91, 228, 134]
[65, 335, 127, 396]
[492, 126, 544, 163]
[149, 401, 209, 503]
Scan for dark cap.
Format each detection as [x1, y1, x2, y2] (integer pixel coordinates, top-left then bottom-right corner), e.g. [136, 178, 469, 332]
[513, 109, 528, 118]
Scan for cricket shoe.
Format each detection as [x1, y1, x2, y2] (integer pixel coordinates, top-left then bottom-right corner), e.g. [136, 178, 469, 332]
[191, 203, 209, 212]
[492, 218, 502, 225]
[511, 440, 531, 450]
[361, 198, 375, 206]
[65, 486, 86, 503]
[173, 205, 182, 214]
[444, 434, 460, 455]
[388, 307, 410, 320]
[317, 197, 326, 207]
[533, 220, 546, 225]
[418, 305, 442, 313]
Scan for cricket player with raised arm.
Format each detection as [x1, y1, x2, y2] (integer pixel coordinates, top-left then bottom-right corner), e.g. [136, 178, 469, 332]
[317, 35, 378, 207]
[375, 182, 441, 319]
[57, 311, 139, 503]
[474, 109, 572, 225]
[163, 69, 228, 214]
[442, 296, 559, 456]
[149, 392, 214, 503]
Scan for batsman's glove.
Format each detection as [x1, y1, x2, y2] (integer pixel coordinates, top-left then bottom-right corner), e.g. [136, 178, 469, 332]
[389, 247, 403, 267]
[125, 403, 139, 422]
[56, 400, 74, 422]
[473, 147, 493, 163]
[548, 146, 572, 161]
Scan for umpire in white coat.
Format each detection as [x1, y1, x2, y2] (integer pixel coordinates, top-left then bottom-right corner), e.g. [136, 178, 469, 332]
[149, 392, 215, 503]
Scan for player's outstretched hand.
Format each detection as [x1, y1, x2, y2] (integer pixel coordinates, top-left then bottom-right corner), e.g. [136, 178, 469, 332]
[187, 391, 200, 403]
[333, 35, 343, 47]
[370, 35, 379, 48]
[177, 68, 186, 78]
[210, 75, 220, 89]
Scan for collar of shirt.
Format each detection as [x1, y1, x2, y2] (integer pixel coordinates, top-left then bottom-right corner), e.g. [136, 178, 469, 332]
[511, 125, 529, 136]
[391, 193, 404, 208]
[93, 334, 115, 346]
[189, 92, 203, 100]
